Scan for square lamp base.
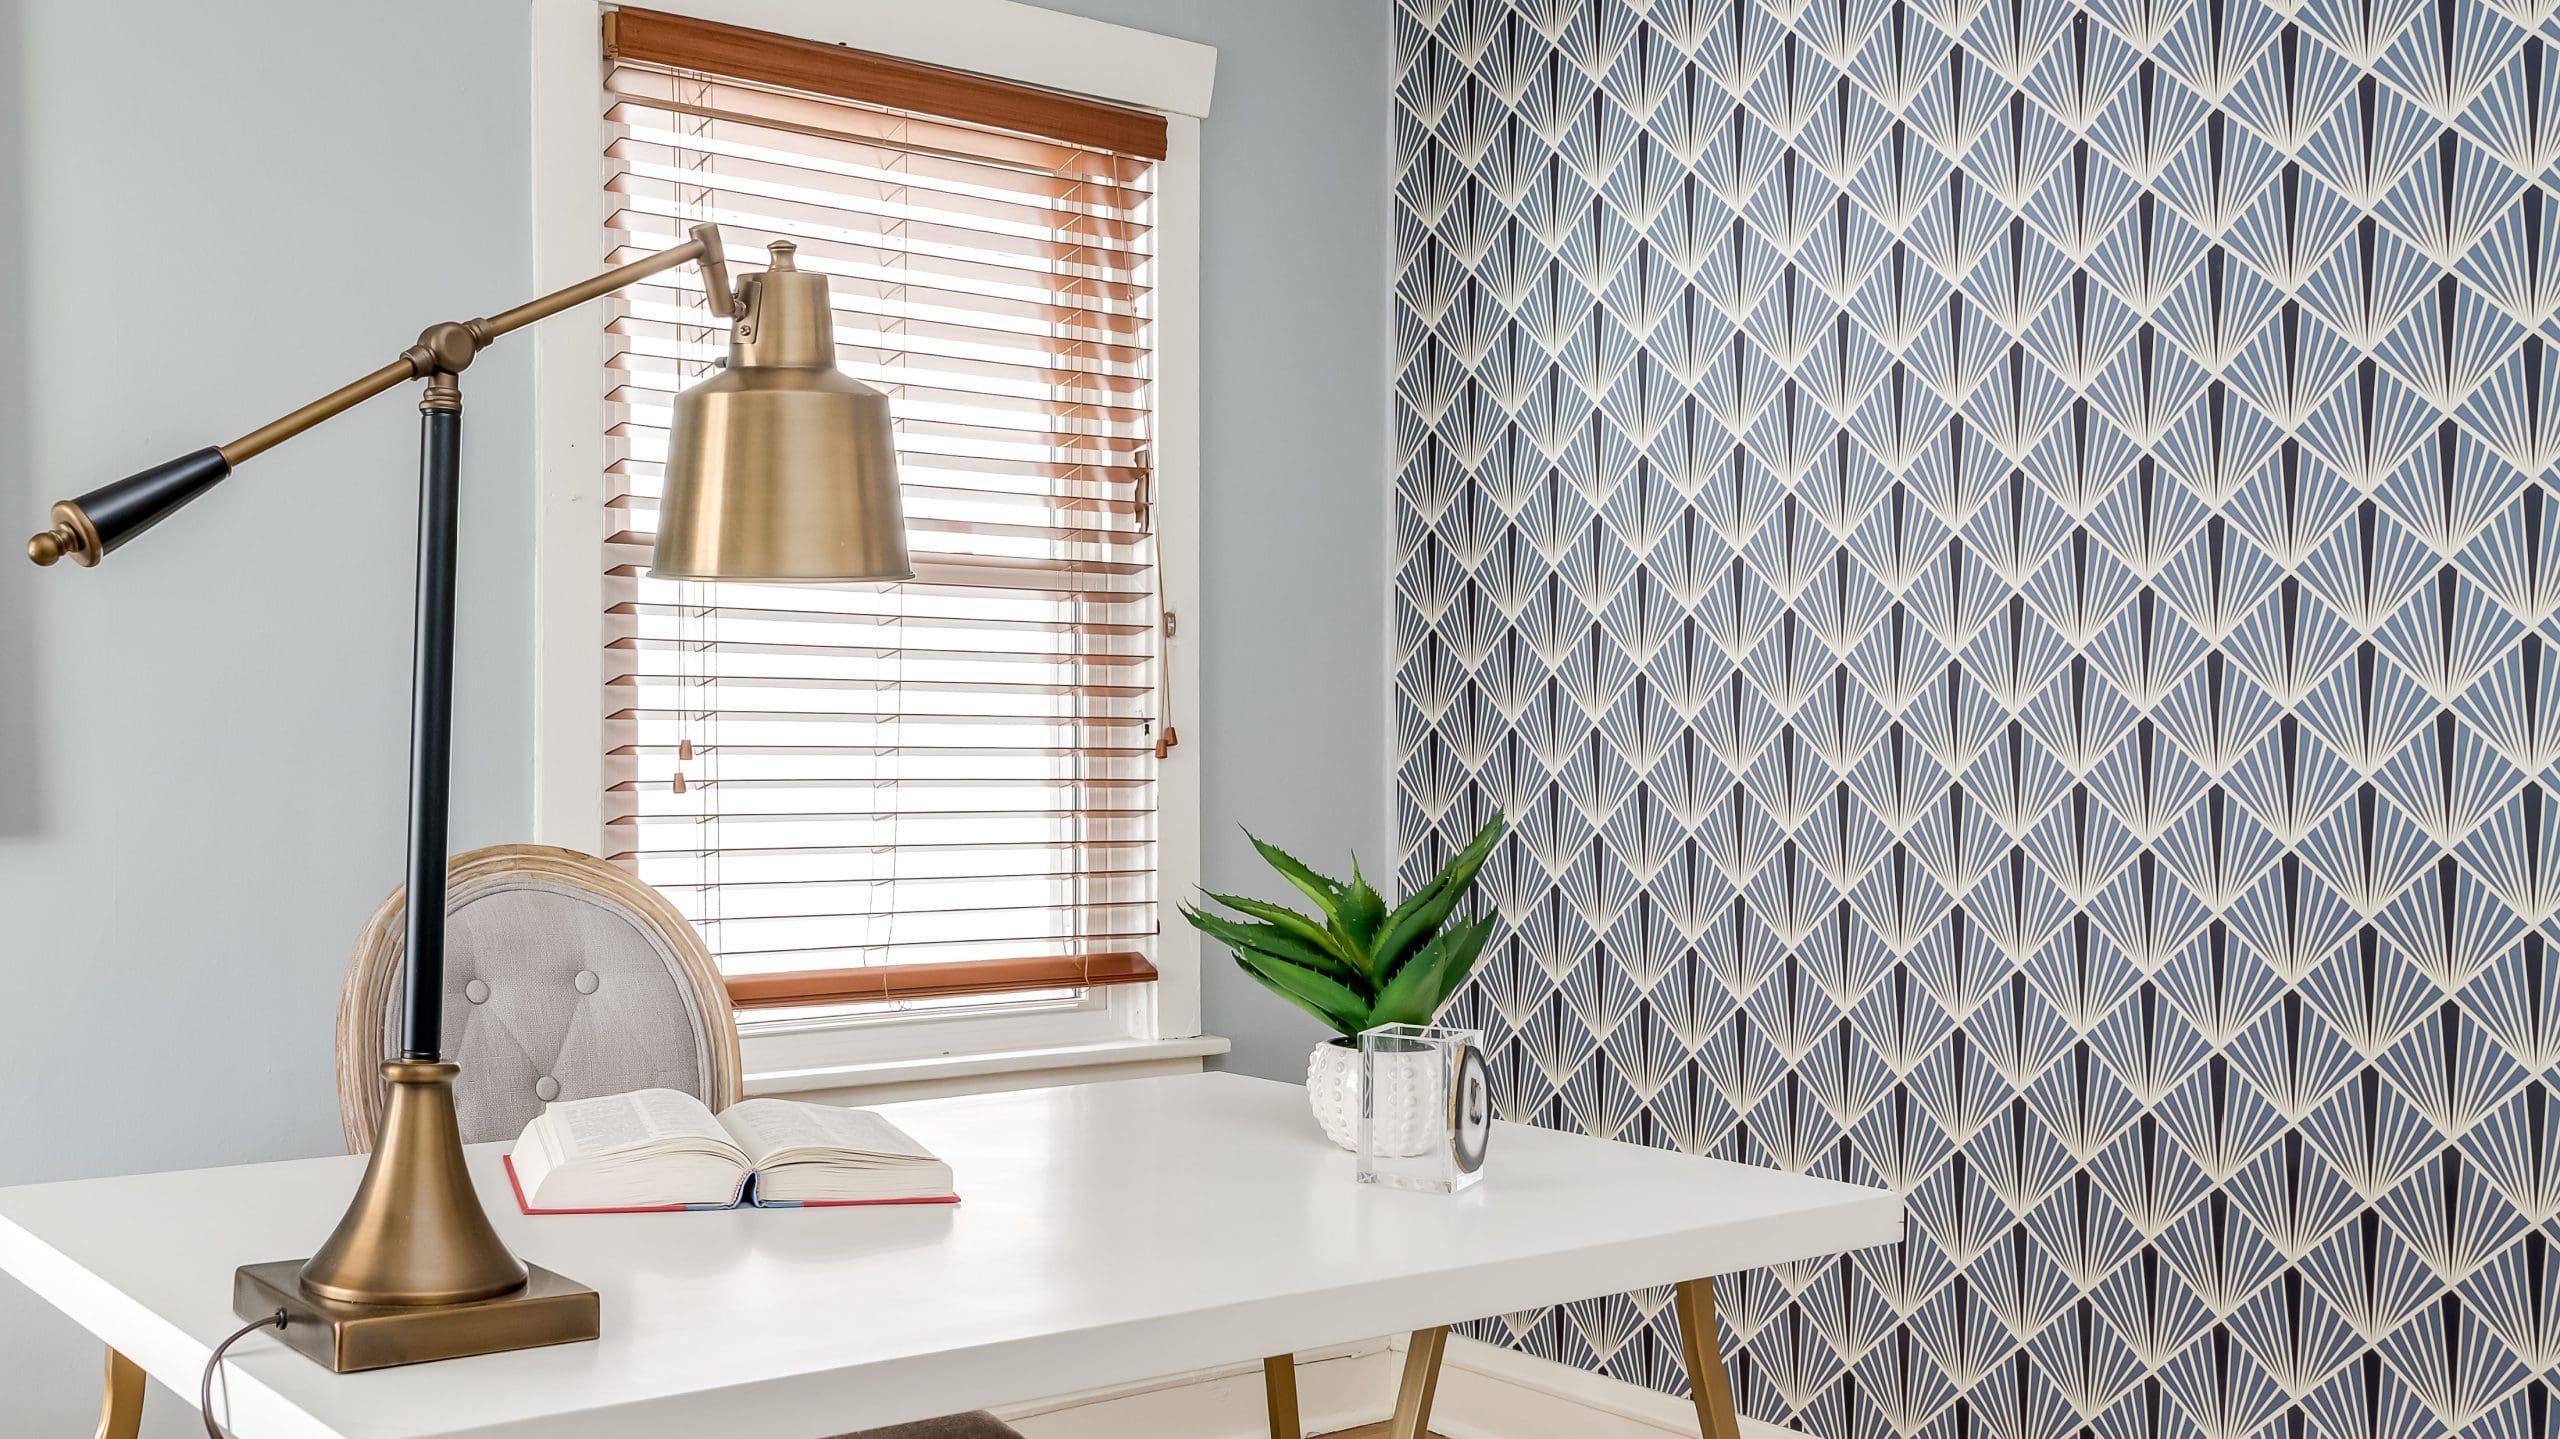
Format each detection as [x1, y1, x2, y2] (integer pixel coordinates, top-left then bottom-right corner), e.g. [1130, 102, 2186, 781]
[234, 1260, 599, 1372]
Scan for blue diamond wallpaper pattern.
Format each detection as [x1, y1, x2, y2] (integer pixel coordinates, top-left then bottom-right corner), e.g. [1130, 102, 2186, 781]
[1389, 0, 2560, 1433]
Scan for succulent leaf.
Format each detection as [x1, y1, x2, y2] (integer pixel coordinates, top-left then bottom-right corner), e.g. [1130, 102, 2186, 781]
[1226, 945, 1370, 1034]
[1427, 910, 1499, 1012]
[1246, 832, 1349, 921]
[1337, 859, 1387, 947]
[1178, 904, 1362, 986]
[1199, 891, 1362, 968]
[1371, 815, 1506, 980]
[1370, 909, 1496, 1026]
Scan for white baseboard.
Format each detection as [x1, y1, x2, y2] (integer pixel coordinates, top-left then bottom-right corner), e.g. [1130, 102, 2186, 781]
[999, 1340, 1396, 1439]
[991, 1331, 1778, 1439]
[1434, 1334, 1786, 1438]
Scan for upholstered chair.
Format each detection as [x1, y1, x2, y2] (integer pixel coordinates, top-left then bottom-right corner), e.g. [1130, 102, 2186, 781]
[335, 843, 1022, 1439]
[335, 844, 744, 1149]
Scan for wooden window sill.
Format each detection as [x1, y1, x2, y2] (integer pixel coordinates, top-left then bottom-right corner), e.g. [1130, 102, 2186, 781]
[728, 953, 1157, 1011]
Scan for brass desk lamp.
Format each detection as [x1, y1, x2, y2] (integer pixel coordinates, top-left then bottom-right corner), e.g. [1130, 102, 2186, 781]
[25, 224, 911, 1371]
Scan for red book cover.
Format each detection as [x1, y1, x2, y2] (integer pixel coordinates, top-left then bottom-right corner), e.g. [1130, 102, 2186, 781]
[503, 1154, 958, 1215]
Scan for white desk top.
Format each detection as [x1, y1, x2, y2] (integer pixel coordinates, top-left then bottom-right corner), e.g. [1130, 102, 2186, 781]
[0, 1073, 1900, 1439]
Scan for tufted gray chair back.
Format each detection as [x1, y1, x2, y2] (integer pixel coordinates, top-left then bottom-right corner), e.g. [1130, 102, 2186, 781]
[336, 844, 743, 1151]
[336, 848, 1026, 1439]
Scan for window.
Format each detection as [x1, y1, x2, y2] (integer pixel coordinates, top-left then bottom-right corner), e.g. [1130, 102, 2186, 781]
[593, 8, 1170, 1020]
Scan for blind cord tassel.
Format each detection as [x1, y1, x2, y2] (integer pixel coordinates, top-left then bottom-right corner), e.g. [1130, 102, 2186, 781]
[1155, 606, 1179, 759]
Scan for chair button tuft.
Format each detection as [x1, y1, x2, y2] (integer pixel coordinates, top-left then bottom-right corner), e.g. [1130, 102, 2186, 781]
[574, 969, 600, 995]
[534, 1076, 561, 1102]
[464, 979, 490, 1005]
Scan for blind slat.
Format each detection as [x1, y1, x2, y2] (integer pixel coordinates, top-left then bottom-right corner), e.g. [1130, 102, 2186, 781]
[607, 451, 1155, 498]
[609, 354, 1155, 428]
[608, 143, 1157, 251]
[608, 599, 1154, 632]
[610, 508, 1151, 558]
[603, 106, 1157, 212]
[607, 179, 1153, 278]
[610, 310, 1152, 393]
[604, 67, 1155, 183]
[607, 221, 1154, 312]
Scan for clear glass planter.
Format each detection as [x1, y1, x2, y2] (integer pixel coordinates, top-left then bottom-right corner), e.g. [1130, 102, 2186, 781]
[1356, 1023, 1490, 1194]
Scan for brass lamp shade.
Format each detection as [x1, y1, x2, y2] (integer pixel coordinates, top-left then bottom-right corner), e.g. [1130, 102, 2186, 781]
[652, 241, 912, 582]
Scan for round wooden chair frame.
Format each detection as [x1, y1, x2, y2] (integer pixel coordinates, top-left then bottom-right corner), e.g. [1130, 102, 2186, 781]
[333, 843, 744, 1154]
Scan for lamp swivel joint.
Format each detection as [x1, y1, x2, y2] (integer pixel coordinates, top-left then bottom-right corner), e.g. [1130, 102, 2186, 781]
[404, 321, 485, 382]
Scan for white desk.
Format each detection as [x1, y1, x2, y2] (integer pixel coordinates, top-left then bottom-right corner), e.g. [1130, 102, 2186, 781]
[0, 1073, 1900, 1439]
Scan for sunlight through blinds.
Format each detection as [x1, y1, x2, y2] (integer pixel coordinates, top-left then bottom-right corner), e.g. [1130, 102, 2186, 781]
[600, 8, 1165, 1010]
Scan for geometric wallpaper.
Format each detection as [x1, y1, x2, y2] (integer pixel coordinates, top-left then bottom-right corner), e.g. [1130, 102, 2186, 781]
[1389, 0, 2560, 1433]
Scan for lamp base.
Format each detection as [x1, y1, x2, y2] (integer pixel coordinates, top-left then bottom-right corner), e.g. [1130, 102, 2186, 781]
[234, 1260, 598, 1372]
[231, 1059, 600, 1370]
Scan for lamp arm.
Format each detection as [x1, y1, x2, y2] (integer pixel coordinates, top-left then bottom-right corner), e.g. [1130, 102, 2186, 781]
[27, 223, 737, 568]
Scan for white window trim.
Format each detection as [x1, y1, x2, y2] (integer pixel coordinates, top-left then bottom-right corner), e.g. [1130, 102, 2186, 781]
[525, 0, 1216, 1082]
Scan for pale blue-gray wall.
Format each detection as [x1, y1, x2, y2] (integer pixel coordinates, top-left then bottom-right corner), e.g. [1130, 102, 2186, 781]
[1056, 0, 1394, 1083]
[0, 2, 1387, 1431]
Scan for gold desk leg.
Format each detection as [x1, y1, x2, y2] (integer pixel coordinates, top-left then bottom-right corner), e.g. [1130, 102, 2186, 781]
[95, 1347, 144, 1439]
[1262, 1354, 1301, 1439]
[1389, 1325, 1449, 1439]
[1674, 1278, 1743, 1439]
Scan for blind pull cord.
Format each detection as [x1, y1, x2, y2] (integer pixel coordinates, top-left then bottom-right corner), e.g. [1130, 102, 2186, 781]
[1138, 449, 1177, 759]
[1155, 605, 1180, 760]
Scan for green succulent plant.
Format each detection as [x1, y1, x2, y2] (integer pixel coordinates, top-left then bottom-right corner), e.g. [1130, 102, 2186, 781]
[1181, 814, 1507, 1038]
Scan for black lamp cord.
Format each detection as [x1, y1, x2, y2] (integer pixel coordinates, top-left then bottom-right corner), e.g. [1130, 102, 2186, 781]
[199, 1308, 287, 1439]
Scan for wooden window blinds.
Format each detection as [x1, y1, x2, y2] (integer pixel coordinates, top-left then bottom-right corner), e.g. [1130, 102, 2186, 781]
[599, 8, 1164, 1011]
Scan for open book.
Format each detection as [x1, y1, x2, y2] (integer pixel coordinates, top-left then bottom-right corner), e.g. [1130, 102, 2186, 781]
[504, 1089, 958, 1213]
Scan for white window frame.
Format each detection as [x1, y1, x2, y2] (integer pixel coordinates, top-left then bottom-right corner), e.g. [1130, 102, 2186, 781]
[526, 0, 1216, 1092]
